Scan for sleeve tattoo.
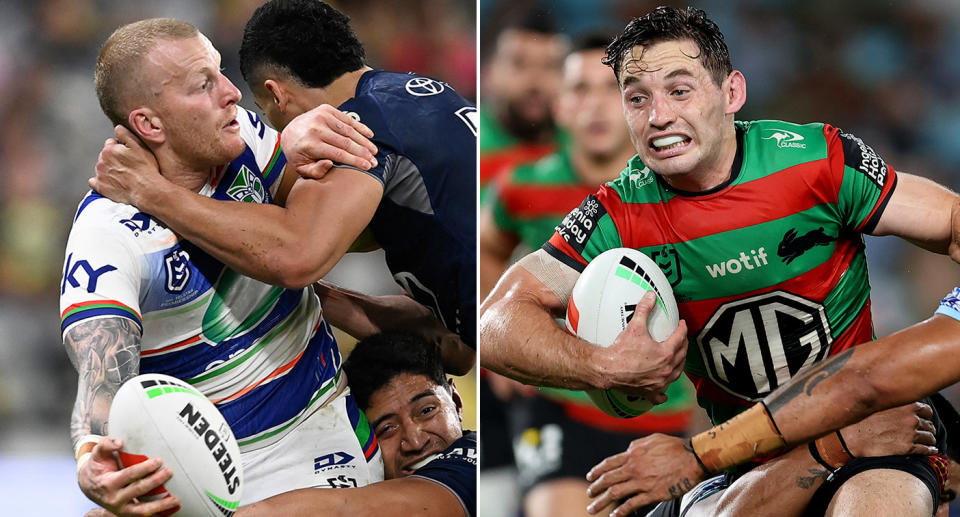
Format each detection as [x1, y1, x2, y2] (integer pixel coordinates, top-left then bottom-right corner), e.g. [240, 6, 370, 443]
[64, 318, 141, 446]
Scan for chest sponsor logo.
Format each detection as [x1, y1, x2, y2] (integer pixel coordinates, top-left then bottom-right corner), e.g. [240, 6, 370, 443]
[226, 165, 265, 203]
[555, 195, 606, 254]
[778, 227, 835, 265]
[704, 247, 768, 278]
[164, 249, 192, 293]
[839, 132, 887, 188]
[61, 253, 117, 294]
[405, 77, 445, 97]
[763, 129, 807, 149]
[314, 451, 356, 472]
[697, 290, 832, 401]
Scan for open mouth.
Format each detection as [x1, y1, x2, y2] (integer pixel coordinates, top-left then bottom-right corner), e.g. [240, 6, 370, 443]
[650, 134, 690, 152]
[224, 118, 239, 130]
[402, 453, 441, 475]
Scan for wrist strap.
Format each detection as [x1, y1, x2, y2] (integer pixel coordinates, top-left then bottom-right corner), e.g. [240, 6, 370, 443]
[811, 431, 854, 471]
[74, 434, 102, 461]
[691, 403, 786, 473]
[687, 438, 710, 475]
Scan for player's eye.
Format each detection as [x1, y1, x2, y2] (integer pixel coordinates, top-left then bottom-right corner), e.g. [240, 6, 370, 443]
[376, 423, 397, 437]
[672, 88, 689, 97]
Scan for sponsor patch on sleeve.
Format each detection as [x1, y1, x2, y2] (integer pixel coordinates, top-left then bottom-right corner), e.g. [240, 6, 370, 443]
[839, 131, 888, 189]
[554, 195, 607, 256]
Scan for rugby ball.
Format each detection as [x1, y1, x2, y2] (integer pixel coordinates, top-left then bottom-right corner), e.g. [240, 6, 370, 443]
[109, 373, 243, 517]
[565, 248, 680, 417]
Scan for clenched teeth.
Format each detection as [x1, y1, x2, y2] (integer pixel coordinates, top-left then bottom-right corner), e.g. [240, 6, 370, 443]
[652, 135, 686, 150]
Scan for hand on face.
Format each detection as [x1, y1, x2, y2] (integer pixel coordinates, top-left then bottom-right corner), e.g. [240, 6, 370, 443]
[280, 104, 379, 179]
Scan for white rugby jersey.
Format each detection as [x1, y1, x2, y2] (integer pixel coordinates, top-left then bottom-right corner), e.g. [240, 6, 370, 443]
[60, 107, 345, 451]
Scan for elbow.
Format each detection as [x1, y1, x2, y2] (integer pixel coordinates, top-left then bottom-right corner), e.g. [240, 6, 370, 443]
[272, 255, 330, 290]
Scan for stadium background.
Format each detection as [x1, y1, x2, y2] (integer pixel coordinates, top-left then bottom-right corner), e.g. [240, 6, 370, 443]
[0, 0, 475, 513]
[479, 0, 960, 515]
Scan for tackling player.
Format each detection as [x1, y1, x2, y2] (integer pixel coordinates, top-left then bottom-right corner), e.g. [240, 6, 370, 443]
[479, 34, 697, 517]
[479, 6, 960, 516]
[66, 19, 381, 516]
[90, 0, 476, 374]
[236, 332, 475, 517]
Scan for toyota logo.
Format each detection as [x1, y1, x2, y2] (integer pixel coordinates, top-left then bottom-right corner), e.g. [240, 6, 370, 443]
[405, 77, 445, 96]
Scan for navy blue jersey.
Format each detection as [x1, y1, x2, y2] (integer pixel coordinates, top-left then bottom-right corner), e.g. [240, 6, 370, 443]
[337, 71, 477, 347]
[411, 431, 477, 517]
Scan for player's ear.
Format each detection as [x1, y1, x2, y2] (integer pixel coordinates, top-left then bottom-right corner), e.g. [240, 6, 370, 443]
[128, 108, 164, 144]
[264, 79, 288, 113]
[448, 378, 463, 422]
[723, 70, 746, 115]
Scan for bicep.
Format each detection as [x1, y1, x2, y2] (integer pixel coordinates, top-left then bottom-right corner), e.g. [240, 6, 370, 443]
[869, 173, 957, 251]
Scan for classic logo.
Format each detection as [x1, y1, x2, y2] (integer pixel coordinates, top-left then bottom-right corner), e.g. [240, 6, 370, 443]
[405, 77, 445, 97]
[627, 166, 654, 189]
[777, 228, 834, 265]
[314, 451, 355, 472]
[61, 253, 116, 294]
[164, 249, 191, 293]
[697, 291, 832, 401]
[226, 166, 265, 203]
[763, 129, 807, 149]
[650, 245, 682, 287]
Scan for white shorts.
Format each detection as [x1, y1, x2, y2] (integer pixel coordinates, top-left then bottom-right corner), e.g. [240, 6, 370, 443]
[240, 391, 384, 504]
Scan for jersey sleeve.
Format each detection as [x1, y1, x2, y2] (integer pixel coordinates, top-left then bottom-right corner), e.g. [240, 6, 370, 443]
[935, 287, 960, 322]
[60, 199, 144, 339]
[541, 184, 626, 273]
[828, 125, 898, 233]
[236, 106, 287, 197]
[410, 432, 476, 517]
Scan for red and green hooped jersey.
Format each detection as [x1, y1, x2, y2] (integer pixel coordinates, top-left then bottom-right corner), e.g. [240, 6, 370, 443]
[544, 120, 897, 424]
[479, 109, 556, 206]
[492, 149, 696, 434]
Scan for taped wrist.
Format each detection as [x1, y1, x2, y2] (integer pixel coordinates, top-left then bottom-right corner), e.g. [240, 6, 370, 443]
[690, 402, 787, 473]
[809, 431, 855, 471]
[74, 434, 102, 460]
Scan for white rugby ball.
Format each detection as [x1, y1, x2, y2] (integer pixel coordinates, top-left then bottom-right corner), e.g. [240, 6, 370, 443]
[109, 373, 243, 517]
[565, 247, 680, 418]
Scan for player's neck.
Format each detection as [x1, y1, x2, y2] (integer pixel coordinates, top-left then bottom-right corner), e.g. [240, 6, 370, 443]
[155, 153, 213, 193]
[571, 143, 637, 187]
[303, 67, 373, 108]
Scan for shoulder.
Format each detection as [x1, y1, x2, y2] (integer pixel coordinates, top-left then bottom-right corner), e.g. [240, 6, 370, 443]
[70, 191, 144, 239]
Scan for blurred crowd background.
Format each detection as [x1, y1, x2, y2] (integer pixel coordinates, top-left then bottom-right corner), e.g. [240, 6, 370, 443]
[0, 0, 475, 512]
[479, 0, 960, 515]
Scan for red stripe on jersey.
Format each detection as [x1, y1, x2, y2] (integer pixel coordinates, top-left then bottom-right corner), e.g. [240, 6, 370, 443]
[685, 371, 753, 409]
[600, 160, 839, 249]
[679, 237, 863, 331]
[562, 400, 692, 434]
[498, 183, 598, 218]
[546, 232, 589, 267]
[480, 144, 554, 184]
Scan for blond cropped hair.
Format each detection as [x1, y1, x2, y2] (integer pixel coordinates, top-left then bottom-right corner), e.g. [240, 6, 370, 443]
[94, 18, 198, 127]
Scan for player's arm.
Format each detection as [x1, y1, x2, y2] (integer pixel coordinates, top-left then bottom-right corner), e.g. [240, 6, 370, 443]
[65, 318, 180, 517]
[478, 201, 520, 299]
[314, 280, 475, 375]
[236, 477, 467, 517]
[478, 249, 687, 394]
[869, 172, 959, 255]
[585, 313, 960, 515]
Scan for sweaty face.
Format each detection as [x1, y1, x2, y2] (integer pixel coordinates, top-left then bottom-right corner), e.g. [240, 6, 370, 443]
[555, 49, 632, 161]
[487, 29, 566, 134]
[618, 39, 736, 182]
[143, 35, 245, 169]
[365, 373, 463, 480]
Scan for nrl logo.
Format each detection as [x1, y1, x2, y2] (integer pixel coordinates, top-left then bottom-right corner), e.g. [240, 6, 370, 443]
[226, 166, 266, 203]
[650, 245, 682, 287]
[763, 129, 807, 149]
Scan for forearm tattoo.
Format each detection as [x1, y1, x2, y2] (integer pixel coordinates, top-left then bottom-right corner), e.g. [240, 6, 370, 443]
[765, 349, 853, 414]
[796, 468, 830, 489]
[65, 318, 140, 445]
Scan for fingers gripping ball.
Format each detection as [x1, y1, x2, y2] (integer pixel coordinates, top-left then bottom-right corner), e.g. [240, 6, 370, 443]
[109, 373, 243, 516]
[565, 248, 680, 417]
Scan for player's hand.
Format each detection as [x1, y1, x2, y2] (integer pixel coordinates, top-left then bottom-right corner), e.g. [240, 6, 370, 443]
[841, 401, 938, 457]
[586, 433, 706, 516]
[280, 104, 378, 179]
[593, 291, 688, 399]
[90, 125, 163, 207]
[77, 436, 180, 517]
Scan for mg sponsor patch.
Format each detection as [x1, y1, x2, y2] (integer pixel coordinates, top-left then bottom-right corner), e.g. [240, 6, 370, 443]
[554, 195, 606, 255]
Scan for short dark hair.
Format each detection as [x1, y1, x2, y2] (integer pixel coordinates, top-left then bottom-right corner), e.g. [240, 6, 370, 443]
[603, 6, 731, 86]
[239, 0, 365, 89]
[343, 332, 447, 411]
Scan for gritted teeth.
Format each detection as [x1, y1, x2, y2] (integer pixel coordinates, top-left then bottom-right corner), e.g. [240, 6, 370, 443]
[652, 135, 687, 150]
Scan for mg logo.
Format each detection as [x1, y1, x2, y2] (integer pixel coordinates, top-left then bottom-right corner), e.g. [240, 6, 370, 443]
[696, 291, 832, 401]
